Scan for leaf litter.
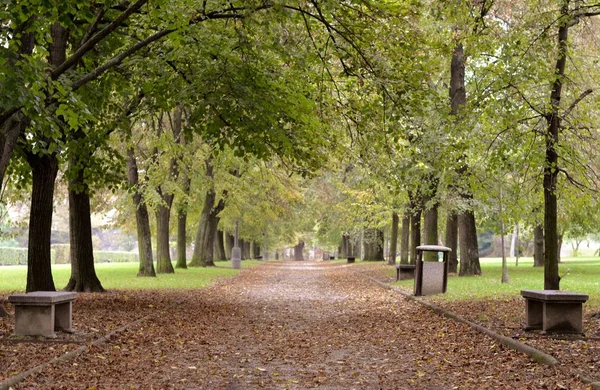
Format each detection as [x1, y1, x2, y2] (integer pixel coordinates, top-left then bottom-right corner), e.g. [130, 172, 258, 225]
[0, 261, 593, 389]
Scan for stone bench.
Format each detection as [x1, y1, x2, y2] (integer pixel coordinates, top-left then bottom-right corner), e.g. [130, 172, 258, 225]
[396, 264, 416, 281]
[520, 290, 589, 334]
[8, 291, 77, 337]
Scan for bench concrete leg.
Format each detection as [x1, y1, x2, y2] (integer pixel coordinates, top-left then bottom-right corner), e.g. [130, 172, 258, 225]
[14, 305, 56, 337]
[525, 299, 543, 330]
[543, 303, 583, 333]
[55, 301, 73, 332]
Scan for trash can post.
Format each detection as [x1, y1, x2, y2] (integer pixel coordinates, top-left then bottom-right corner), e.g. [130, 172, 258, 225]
[413, 245, 451, 297]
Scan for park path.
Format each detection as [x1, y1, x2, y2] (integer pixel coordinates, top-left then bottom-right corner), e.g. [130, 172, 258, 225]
[15, 261, 582, 389]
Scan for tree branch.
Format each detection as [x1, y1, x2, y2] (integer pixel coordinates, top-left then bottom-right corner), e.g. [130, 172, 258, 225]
[563, 88, 593, 118]
[51, 0, 149, 80]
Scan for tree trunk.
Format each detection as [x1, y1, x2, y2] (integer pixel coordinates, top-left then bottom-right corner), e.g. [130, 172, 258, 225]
[363, 228, 384, 261]
[445, 212, 458, 273]
[126, 148, 155, 277]
[458, 207, 481, 276]
[215, 230, 227, 261]
[409, 192, 422, 265]
[225, 232, 234, 260]
[26, 153, 59, 292]
[543, 4, 570, 290]
[65, 154, 104, 292]
[557, 233, 563, 264]
[253, 242, 261, 259]
[239, 239, 246, 259]
[389, 212, 399, 265]
[500, 189, 509, 283]
[189, 156, 225, 267]
[294, 241, 304, 261]
[155, 201, 174, 274]
[189, 189, 224, 267]
[175, 208, 187, 269]
[400, 209, 410, 264]
[534, 224, 544, 267]
[423, 194, 438, 261]
[245, 240, 251, 260]
[513, 223, 521, 267]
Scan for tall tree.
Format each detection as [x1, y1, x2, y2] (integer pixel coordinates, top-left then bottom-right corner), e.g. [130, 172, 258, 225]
[389, 212, 399, 265]
[126, 148, 155, 277]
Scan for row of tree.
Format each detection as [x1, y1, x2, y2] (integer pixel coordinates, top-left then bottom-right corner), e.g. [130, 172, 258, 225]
[1, 1, 600, 315]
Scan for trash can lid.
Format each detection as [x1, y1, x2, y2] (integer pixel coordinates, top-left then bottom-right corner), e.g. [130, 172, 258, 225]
[416, 245, 451, 252]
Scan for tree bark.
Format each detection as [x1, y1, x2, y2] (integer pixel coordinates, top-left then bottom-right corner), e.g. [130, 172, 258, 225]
[189, 188, 224, 267]
[26, 153, 59, 292]
[534, 224, 544, 267]
[239, 239, 247, 259]
[189, 157, 225, 267]
[215, 230, 227, 261]
[389, 213, 399, 265]
[294, 241, 305, 261]
[458, 203, 481, 276]
[445, 212, 458, 273]
[544, 4, 569, 290]
[175, 208, 188, 269]
[400, 209, 410, 264]
[409, 192, 422, 265]
[225, 232, 234, 260]
[155, 201, 174, 273]
[423, 193, 438, 262]
[363, 228, 384, 261]
[65, 152, 104, 292]
[126, 148, 155, 277]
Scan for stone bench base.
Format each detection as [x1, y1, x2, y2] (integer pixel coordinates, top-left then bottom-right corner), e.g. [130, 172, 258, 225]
[8, 291, 77, 338]
[521, 290, 588, 334]
[396, 264, 416, 281]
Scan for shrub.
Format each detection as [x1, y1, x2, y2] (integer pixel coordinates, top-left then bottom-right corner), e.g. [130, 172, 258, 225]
[52, 244, 71, 264]
[93, 250, 138, 263]
[0, 247, 28, 265]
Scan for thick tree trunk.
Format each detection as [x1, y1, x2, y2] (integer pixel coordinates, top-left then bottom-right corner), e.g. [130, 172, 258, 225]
[225, 232, 234, 260]
[389, 213, 399, 265]
[557, 234, 563, 264]
[189, 189, 224, 267]
[244, 240, 251, 259]
[65, 156, 104, 292]
[239, 239, 247, 259]
[126, 148, 155, 277]
[534, 224, 544, 267]
[409, 192, 422, 265]
[215, 230, 227, 261]
[363, 228, 384, 261]
[253, 242, 261, 259]
[26, 153, 59, 292]
[294, 241, 305, 261]
[175, 208, 187, 269]
[458, 207, 481, 276]
[544, 6, 569, 290]
[400, 209, 410, 264]
[423, 195, 438, 262]
[190, 157, 225, 267]
[155, 202, 174, 273]
[446, 213, 459, 273]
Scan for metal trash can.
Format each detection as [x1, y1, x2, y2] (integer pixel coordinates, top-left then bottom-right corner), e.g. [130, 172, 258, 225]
[414, 245, 451, 296]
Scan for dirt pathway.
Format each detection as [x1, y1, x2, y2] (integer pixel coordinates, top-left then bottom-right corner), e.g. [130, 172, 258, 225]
[8, 262, 584, 389]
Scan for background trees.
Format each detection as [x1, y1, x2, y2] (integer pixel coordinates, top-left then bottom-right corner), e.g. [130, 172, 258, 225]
[1, 0, 600, 296]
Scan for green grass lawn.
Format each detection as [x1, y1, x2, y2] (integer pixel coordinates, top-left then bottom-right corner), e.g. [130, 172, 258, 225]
[0, 260, 261, 292]
[394, 256, 600, 307]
